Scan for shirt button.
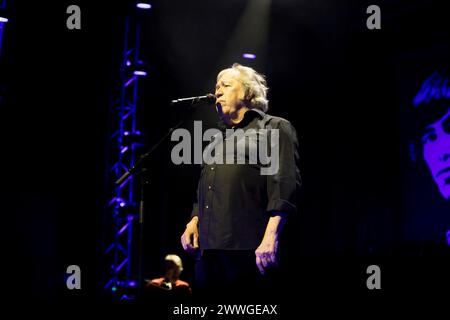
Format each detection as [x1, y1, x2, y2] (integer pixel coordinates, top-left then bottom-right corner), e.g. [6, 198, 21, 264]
[208, 185, 212, 190]
[205, 205, 209, 209]
[210, 167, 215, 171]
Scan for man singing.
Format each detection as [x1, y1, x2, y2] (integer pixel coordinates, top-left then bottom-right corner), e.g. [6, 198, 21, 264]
[180, 63, 301, 297]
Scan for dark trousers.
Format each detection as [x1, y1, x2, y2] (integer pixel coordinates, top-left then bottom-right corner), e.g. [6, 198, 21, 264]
[194, 249, 279, 301]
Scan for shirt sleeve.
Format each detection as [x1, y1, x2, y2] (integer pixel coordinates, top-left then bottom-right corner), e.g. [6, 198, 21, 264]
[190, 167, 203, 219]
[190, 182, 199, 220]
[190, 200, 199, 219]
[266, 119, 302, 215]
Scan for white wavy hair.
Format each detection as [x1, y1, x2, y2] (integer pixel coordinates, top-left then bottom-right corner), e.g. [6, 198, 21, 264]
[217, 63, 269, 112]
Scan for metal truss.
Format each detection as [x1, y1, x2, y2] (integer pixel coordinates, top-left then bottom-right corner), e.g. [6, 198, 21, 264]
[103, 5, 149, 299]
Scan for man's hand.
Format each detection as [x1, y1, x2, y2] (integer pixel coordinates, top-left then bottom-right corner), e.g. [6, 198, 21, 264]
[255, 213, 287, 275]
[181, 216, 199, 253]
[255, 234, 279, 275]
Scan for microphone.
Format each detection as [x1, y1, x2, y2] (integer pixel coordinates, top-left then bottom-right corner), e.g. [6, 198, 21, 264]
[170, 93, 216, 107]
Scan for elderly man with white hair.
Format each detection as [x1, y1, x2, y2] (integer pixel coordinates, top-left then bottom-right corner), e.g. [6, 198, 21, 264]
[181, 63, 301, 296]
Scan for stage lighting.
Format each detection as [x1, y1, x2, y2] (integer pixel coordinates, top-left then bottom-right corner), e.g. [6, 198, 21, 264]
[243, 53, 256, 59]
[136, 3, 151, 10]
[127, 281, 137, 287]
[133, 70, 147, 76]
[122, 131, 145, 146]
[124, 130, 141, 136]
[0, 17, 8, 23]
[127, 60, 149, 77]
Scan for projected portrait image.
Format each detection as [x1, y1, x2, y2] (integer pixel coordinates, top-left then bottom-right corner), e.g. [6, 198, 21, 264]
[411, 70, 450, 200]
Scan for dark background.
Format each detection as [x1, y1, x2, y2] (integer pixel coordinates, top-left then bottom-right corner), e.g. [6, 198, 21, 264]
[1, 0, 449, 310]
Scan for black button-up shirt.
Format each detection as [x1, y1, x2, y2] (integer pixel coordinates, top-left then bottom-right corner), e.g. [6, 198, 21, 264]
[191, 109, 301, 250]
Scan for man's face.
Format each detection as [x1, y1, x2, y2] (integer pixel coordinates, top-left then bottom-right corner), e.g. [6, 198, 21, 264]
[215, 70, 247, 119]
[422, 109, 450, 199]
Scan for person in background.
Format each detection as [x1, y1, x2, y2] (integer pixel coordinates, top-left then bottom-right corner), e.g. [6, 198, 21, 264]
[146, 254, 191, 295]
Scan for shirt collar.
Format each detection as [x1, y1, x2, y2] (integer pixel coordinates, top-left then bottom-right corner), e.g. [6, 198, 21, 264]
[233, 108, 264, 128]
[248, 108, 266, 119]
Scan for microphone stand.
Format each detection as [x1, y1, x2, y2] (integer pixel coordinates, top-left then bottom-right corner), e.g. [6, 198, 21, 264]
[115, 105, 198, 298]
[115, 118, 185, 186]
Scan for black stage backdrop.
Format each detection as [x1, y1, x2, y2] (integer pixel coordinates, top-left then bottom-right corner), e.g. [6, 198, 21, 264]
[2, 0, 449, 312]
